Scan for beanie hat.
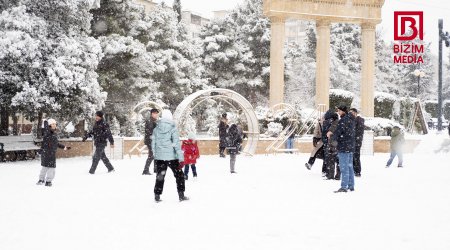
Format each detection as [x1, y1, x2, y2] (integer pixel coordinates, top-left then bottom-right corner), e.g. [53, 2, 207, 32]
[336, 105, 348, 113]
[161, 109, 173, 121]
[47, 119, 57, 125]
[95, 111, 104, 118]
[187, 132, 196, 140]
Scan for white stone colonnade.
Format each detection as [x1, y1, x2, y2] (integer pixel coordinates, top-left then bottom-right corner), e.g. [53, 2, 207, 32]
[264, 0, 385, 117]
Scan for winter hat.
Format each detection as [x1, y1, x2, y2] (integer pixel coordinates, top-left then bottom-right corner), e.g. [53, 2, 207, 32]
[150, 108, 159, 114]
[161, 109, 173, 121]
[95, 111, 104, 118]
[350, 108, 358, 113]
[222, 113, 227, 118]
[336, 105, 348, 113]
[47, 119, 57, 125]
[187, 132, 196, 140]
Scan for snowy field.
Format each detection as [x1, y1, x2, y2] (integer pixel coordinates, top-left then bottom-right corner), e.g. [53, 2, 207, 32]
[1, 139, 450, 250]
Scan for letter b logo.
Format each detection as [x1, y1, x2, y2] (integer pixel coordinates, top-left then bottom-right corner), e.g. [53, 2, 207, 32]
[394, 11, 424, 41]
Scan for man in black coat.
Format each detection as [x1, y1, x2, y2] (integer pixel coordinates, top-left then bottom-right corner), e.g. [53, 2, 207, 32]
[218, 113, 228, 157]
[142, 108, 159, 175]
[83, 111, 115, 174]
[329, 105, 356, 193]
[350, 108, 365, 177]
[37, 119, 70, 186]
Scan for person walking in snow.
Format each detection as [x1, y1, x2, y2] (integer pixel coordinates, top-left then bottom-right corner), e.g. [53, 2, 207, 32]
[328, 105, 356, 193]
[218, 113, 229, 158]
[82, 111, 115, 174]
[182, 132, 200, 180]
[226, 124, 243, 174]
[36, 119, 70, 187]
[152, 109, 188, 202]
[142, 108, 159, 175]
[386, 126, 404, 168]
[323, 110, 340, 180]
[350, 108, 365, 177]
[305, 117, 324, 171]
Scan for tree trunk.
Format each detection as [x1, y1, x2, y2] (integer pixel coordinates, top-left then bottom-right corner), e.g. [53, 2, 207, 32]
[12, 114, 19, 136]
[36, 112, 43, 139]
[0, 106, 9, 136]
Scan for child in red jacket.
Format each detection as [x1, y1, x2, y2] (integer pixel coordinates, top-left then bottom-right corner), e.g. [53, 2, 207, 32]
[182, 133, 200, 180]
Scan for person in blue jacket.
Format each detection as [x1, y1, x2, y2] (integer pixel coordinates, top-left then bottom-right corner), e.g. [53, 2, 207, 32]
[152, 109, 188, 202]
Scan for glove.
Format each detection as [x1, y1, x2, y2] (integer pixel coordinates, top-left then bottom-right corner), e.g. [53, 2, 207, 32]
[312, 137, 319, 147]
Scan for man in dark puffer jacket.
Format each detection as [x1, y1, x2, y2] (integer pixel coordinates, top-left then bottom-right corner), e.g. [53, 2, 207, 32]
[329, 105, 356, 193]
[83, 111, 115, 174]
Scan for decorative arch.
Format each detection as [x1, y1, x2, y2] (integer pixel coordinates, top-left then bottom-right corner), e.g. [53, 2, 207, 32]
[173, 89, 260, 155]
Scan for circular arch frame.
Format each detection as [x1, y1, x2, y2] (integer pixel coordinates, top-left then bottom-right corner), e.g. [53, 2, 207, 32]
[174, 89, 260, 155]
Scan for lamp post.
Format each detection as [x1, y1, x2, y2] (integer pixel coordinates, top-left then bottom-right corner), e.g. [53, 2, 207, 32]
[413, 69, 425, 97]
[438, 19, 450, 131]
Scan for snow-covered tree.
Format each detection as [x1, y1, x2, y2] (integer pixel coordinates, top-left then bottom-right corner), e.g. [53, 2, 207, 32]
[173, 0, 182, 23]
[0, 2, 105, 136]
[200, 0, 270, 105]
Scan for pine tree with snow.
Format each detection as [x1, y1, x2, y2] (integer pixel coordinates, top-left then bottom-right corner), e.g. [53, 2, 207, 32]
[200, 0, 270, 105]
[173, 0, 182, 23]
[0, 1, 106, 136]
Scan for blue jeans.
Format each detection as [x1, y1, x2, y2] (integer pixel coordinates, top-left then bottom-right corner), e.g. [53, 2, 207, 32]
[285, 137, 294, 153]
[386, 150, 403, 167]
[184, 164, 197, 177]
[338, 152, 354, 190]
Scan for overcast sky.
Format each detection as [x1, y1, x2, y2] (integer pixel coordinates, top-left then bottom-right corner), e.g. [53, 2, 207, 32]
[159, 0, 450, 55]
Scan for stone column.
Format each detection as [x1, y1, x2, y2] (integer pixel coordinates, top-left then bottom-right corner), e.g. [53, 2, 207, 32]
[269, 16, 285, 108]
[361, 22, 376, 117]
[315, 19, 331, 110]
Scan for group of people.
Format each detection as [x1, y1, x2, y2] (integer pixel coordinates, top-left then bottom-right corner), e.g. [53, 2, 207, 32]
[37, 109, 244, 201]
[304, 105, 365, 192]
[36, 104, 405, 196]
[218, 113, 244, 173]
[304, 105, 405, 192]
[37, 109, 190, 202]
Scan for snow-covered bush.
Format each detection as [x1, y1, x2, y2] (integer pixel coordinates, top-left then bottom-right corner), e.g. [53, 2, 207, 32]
[424, 100, 438, 118]
[444, 100, 450, 120]
[365, 117, 403, 136]
[329, 89, 354, 110]
[374, 92, 396, 119]
[265, 122, 283, 137]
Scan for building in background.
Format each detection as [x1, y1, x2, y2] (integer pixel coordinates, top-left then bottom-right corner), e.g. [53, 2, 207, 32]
[134, 0, 209, 38]
[285, 19, 307, 45]
[181, 11, 210, 37]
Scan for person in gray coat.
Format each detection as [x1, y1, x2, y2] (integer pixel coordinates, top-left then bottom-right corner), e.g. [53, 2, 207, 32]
[152, 109, 188, 202]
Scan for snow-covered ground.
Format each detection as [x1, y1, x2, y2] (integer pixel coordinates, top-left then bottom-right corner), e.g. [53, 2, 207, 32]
[1, 143, 450, 250]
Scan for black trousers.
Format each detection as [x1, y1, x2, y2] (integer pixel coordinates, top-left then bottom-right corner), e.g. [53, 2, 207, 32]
[90, 144, 114, 173]
[219, 147, 226, 156]
[353, 145, 362, 174]
[143, 145, 154, 173]
[154, 160, 185, 195]
[324, 143, 340, 179]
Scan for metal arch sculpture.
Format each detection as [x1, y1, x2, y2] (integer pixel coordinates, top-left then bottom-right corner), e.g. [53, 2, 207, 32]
[173, 89, 260, 156]
[131, 101, 163, 119]
[128, 101, 164, 158]
[265, 103, 299, 153]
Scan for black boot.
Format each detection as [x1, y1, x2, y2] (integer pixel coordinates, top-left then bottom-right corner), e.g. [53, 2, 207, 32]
[142, 170, 152, 175]
[36, 180, 45, 185]
[45, 181, 52, 187]
[155, 194, 161, 202]
[178, 192, 189, 202]
[334, 188, 347, 193]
